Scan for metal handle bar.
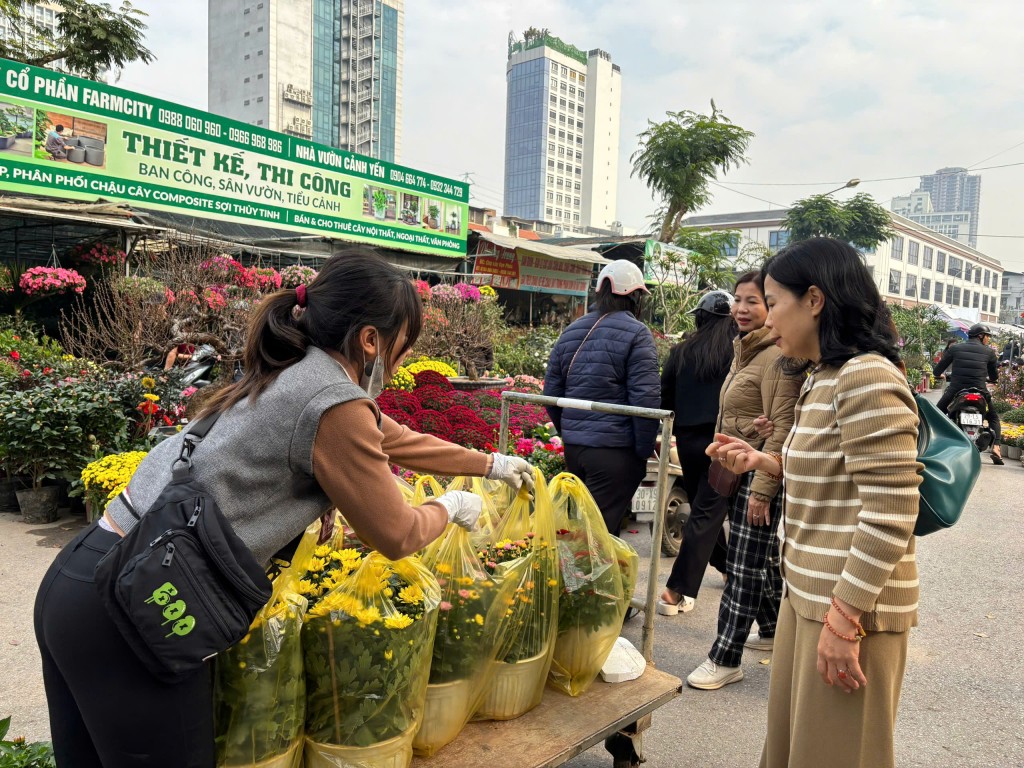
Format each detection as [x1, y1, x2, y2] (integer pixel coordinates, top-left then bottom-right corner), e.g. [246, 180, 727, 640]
[498, 390, 675, 664]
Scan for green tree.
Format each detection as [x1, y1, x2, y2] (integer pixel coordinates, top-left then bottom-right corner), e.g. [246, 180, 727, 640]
[646, 228, 736, 335]
[889, 304, 948, 375]
[0, 0, 154, 80]
[631, 101, 754, 243]
[734, 240, 771, 274]
[784, 192, 895, 251]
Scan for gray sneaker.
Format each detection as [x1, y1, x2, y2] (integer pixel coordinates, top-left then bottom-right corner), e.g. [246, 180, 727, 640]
[686, 658, 744, 690]
[743, 632, 774, 651]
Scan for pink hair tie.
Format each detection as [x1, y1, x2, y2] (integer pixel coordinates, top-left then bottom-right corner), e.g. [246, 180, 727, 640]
[295, 284, 307, 307]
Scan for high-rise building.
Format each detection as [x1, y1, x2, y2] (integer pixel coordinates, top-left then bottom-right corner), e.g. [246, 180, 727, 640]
[503, 30, 621, 234]
[208, 0, 404, 162]
[891, 190, 973, 245]
[917, 167, 981, 247]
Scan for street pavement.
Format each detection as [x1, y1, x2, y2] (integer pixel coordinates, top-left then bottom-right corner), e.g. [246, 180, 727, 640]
[2, 450, 1022, 766]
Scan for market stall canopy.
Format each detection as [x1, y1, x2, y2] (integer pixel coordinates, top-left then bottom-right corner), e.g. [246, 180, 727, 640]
[0, 194, 163, 265]
[470, 231, 609, 298]
[474, 231, 610, 265]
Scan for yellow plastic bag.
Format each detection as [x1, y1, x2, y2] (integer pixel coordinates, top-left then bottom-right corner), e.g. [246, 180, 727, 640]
[474, 468, 559, 720]
[445, 475, 502, 544]
[547, 473, 633, 697]
[611, 535, 639, 607]
[411, 475, 445, 505]
[302, 552, 441, 768]
[213, 579, 306, 768]
[412, 517, 521, 757]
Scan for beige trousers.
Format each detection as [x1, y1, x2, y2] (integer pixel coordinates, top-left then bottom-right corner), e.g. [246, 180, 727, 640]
[760, 597, 909, 768]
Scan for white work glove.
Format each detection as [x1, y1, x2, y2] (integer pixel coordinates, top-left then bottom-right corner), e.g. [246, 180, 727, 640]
[487, 453, 536, 492]
[433, 490, 483, 531]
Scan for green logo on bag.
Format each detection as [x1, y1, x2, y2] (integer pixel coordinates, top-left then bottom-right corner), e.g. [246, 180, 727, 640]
[145, 582, 196, 638]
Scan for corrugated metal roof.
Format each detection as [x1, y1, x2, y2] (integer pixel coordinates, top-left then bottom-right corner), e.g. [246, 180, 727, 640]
[475, 231, 609, 265]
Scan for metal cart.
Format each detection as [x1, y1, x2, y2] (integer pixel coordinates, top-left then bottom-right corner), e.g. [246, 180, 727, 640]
[412, 391, 682, 768]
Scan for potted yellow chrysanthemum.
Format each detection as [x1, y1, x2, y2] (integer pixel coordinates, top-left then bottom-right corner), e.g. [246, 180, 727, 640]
[302, 551, 440, 768]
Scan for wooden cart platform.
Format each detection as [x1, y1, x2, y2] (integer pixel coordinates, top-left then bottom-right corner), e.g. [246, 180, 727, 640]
[411, 667, 682, 768]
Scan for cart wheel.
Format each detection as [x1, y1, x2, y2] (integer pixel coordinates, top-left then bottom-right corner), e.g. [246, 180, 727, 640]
[659, 486, 689, 558]
[606, 733, 640, 767]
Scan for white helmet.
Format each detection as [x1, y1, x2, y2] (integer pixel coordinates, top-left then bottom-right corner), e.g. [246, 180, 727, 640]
[596, 259, 650, 296]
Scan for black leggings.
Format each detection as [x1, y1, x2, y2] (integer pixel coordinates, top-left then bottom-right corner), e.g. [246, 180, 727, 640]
[564, 445, 647, 535]
[34, 524, 215, 768]
[665, 424, 730, 599]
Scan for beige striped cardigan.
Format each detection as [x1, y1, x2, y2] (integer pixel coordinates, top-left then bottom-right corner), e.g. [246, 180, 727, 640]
[781, 353, 923, 632]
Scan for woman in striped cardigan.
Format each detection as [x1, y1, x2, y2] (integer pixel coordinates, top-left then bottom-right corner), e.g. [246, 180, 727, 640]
[707, 238, 923, 768]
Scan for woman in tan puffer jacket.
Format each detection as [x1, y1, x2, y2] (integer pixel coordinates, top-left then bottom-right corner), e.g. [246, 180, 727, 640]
[686, 270, 803, 691]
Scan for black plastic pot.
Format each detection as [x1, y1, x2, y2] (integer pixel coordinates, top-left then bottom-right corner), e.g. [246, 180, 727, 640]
[0, 477, 28, 513]
[16, 486, 60, 524]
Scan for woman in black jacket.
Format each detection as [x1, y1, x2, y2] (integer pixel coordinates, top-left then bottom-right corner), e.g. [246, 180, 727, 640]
[658, 291, 737, 614]
[543, 260, 661, 535]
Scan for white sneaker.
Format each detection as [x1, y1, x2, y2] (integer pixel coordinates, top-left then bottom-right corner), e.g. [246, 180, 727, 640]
[686, 658, 744, 690]
[656, 594, 695, 616]
[743, 632, 774, 651]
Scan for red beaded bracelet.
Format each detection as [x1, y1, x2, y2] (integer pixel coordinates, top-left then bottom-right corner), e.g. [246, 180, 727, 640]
[823, 615, 861, 643]
[830, 597, 868, 638]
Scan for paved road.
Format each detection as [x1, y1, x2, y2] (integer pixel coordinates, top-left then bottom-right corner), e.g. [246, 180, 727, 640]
[2, 455, 1022, 767]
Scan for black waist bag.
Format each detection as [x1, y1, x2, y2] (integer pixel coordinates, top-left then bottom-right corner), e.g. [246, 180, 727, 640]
[94, 413, 272, 684]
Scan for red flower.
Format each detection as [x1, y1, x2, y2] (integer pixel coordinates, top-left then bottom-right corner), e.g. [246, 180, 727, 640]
[42, 367, 52, 374]
[412, 370, 453, 390]
[9, 350, 19, 361]
[417, 410, 453, 440]
[416, 384, 455, 412]
[137, 401, 159, 415]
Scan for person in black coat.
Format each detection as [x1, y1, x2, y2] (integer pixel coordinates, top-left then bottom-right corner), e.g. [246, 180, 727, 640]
[543, 260, 660, 534]
[657, 291, 737, 614]
[934, 323, 1003, 464]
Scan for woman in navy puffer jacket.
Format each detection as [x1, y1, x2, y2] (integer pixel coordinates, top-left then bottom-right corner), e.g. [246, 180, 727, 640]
[543, 260, 661, 534]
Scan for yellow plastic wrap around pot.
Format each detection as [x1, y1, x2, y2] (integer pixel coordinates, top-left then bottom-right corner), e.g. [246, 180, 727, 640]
[445, 475, 502, 545]
[474, 468, 559, 720]
[611, 535, 640, 607]
[302, 552, 440, 766]
[412, 496, 522, 756]
[303, 726, 415, 768]
[547, 473, 636, 697]
[213, 581, 307, 768]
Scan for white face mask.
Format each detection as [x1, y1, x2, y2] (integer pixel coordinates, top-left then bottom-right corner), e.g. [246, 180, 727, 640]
[361, 353, 386, 399]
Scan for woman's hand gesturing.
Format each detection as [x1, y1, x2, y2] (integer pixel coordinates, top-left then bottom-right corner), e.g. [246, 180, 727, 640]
[705, 434, 770, 475]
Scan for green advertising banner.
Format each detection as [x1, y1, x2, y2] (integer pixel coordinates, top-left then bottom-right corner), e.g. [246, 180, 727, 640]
[0, 59, 469, 256]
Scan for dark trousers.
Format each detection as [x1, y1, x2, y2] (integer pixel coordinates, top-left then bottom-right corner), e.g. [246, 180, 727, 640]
[564, 445, 647, 535]
[34, 524, 215, 768]
[665, 424, 730, 599]
[710, 471, 784, 667]
[937, 386, 1001, 443]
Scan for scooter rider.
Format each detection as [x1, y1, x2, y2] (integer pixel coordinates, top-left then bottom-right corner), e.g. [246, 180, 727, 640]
[933, 323, 1003, 464]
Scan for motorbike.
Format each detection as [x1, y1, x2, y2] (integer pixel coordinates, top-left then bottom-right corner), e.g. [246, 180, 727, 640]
[946, 387, 995, 451]
[178, 343, 219, 388]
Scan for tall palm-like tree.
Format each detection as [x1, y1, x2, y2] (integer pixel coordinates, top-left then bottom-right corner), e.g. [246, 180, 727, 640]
[631, 101, 754, 242]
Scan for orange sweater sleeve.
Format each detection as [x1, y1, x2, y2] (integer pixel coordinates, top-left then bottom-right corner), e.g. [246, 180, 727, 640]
[312, 400, 458, 560]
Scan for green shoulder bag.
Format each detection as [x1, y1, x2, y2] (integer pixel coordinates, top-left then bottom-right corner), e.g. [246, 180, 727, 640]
[913, 394, 981, 536]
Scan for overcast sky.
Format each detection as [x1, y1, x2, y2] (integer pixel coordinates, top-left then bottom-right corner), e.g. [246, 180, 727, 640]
[119, 1, 1024, 272]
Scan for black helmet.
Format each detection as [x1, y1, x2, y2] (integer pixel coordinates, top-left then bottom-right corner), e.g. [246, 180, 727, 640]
[690, 290, 733, 317]
[968, 323, 991, 339]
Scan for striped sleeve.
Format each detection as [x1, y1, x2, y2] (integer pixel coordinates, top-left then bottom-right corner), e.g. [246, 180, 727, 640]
[831, 359, 923, 612]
